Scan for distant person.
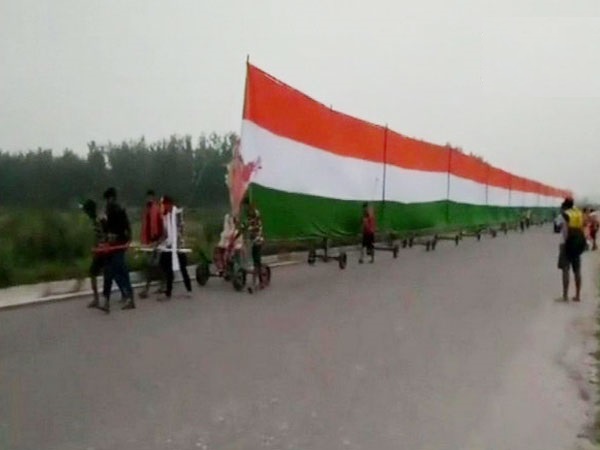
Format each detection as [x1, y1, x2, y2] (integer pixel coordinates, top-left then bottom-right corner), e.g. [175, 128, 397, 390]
[557, 198, 586, 302]
[525, 209, 532, 228]
[99, 187, 135, 312]
[157, 196, 192, 300]
[139, 190, 165, 299]
[359, 202, 375, 264]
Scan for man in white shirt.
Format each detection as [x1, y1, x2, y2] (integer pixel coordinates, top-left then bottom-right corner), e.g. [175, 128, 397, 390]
[157, 196, 192, 300]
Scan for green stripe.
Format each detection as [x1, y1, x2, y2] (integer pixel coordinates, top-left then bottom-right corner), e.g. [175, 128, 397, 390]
[250, 184, 554, 240]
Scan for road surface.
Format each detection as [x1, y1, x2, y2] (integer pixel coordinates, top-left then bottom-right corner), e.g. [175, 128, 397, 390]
[0, 228, 598, 450]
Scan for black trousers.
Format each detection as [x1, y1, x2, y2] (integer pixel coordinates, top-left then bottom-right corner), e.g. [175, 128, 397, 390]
[103, 250, 133, 300]
[159, 252, 192, 297]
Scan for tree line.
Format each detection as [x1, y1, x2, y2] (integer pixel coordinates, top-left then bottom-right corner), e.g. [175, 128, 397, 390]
[0, 133, 238, 210]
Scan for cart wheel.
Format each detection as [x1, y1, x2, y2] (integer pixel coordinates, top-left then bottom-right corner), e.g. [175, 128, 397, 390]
[338, 252, 347, 270]
[392, 245, 399, 258]
[195, 261, 210, 286]
[455, 235, 460, 246]
[308, 249, 316, 265]
[259, 265, 271, 287]
[232, 267, 246, 292]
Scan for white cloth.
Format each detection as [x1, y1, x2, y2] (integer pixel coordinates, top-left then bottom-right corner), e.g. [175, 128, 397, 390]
[159, 207, 183, 272]
[218, 214, 234, 248]
[217, 214, 243, 250]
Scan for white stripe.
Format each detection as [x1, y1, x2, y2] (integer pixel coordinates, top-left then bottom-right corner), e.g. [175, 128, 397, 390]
[489, 186, 510, 207]
[241, 120, 562, 207]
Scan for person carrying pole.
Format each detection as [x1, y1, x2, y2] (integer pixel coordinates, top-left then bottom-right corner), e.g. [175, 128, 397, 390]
[81, 199, 125, 309]
[139, 189, 165, 299]
[157, 196, 192, 300]
[98, 187, 135, 313]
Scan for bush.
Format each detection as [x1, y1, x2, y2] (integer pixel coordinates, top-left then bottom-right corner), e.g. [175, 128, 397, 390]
[0, 241, 15, 287]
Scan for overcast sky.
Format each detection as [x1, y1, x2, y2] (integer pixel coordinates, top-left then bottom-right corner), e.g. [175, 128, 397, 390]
[1, 0, 599, 196]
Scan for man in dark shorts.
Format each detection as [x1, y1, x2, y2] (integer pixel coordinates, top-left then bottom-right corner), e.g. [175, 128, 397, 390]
[557, 198, 586, 302]
[359, 202, 375, 264]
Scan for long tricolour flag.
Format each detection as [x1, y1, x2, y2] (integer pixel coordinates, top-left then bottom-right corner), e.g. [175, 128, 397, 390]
[240, 63, 571, 239]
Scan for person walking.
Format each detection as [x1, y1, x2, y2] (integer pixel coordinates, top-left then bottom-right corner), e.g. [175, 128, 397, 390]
[139, 190, 165, 299]
[157, 196, 192, 300]
[241, 199, 265, 293]
[98, 188, 135, 313]
[81, 200, 111, 308]
[359, 203, 376, 264]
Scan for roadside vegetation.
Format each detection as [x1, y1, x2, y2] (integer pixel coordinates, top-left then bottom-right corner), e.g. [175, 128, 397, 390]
[0, 133, 235, 288]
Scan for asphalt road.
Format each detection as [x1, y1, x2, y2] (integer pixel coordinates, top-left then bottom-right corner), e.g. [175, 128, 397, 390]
[0, 228, 597, 450]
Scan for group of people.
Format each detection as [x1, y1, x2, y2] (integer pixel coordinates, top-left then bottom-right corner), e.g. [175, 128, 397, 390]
[82, 188, 195, 313]
[82, 189, 267, 312]
[84, 188, 592, 307]
[138, 190, 193, 301]
[556, 198, 599, 303]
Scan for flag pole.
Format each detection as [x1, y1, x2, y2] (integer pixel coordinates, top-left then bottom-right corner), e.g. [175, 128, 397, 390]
[239, 55, 251, 207]
[381, 125, 388, 229]
[244, 56, 251, 204]
[445, 146, 452, 226]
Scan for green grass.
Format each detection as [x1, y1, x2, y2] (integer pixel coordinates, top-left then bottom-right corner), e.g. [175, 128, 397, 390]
[0, 208, 228, 288]
[0, 206, 363, 288]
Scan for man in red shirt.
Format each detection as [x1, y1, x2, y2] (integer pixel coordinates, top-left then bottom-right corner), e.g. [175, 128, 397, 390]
[359, 202, 376, 264]
[139, 190, 165, 299]
[141, 190, 163, 245]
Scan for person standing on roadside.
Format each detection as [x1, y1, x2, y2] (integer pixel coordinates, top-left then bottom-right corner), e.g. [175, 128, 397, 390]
[99, 187, 135, 313]
[557, 198, 586, 302]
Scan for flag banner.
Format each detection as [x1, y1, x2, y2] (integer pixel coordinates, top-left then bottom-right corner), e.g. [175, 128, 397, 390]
[226, 139, 261, 217]
[240, 64, 571, 239]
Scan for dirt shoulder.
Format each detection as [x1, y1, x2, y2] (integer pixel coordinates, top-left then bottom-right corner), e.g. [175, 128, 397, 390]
[464, 252, 599, 450]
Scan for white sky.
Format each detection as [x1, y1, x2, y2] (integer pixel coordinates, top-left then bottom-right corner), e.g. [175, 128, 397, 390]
[1, 0, 599, 196]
